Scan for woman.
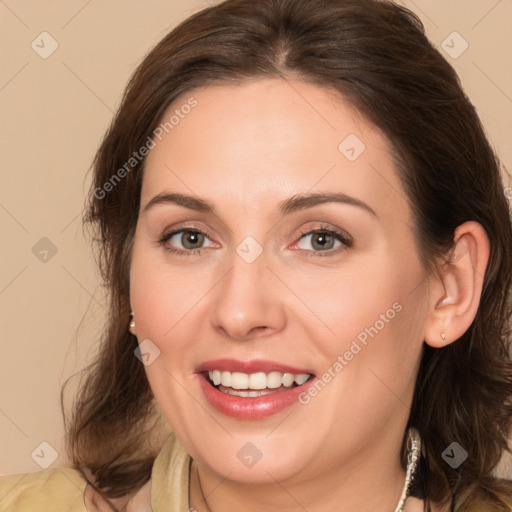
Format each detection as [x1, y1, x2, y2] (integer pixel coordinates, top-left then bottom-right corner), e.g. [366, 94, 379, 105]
[1, 0, 511, 510]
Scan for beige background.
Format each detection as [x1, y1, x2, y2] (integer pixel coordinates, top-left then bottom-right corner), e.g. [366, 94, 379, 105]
[1, 0, 511, 477]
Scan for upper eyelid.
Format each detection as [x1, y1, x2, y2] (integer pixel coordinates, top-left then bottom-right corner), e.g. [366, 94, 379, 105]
[298, 224, 352, 241]
[160, 224, 214, 241]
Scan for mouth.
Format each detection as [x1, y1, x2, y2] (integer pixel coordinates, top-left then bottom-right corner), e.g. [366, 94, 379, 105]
[195, 359, 316, 419]
[204, 370, 312, 397]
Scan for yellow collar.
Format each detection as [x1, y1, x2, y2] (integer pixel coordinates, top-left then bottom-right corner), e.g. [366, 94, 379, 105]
[150, 433, 192, 511]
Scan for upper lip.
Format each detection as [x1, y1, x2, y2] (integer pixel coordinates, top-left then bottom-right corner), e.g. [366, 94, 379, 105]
[195, 358, 314, 375]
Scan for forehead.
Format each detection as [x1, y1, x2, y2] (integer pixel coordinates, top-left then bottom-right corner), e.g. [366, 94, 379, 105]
[141, 78, 408, 222]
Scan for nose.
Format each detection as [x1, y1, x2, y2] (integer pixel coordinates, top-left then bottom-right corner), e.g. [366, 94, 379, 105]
[209, 248, 287, 342]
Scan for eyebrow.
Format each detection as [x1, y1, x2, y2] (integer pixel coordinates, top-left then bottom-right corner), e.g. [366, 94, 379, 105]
[142, 191, 377, 218]
[279, 192, 377, 217]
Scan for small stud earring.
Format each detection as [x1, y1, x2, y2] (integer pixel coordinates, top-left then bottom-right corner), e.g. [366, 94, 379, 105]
[441, 332, 446, 341]
[129, 312, 136, 334]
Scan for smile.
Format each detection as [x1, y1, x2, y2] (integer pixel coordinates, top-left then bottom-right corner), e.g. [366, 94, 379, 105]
[196, 359, 316, 419]
[208, 370, 311, 397]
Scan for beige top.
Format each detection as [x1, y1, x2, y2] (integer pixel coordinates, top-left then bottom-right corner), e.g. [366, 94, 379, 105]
[1, 434, 432, 511]
[0, 433, 191, 512]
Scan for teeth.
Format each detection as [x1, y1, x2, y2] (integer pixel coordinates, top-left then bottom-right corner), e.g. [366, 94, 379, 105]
[211, 370, 222, 386]
[267, 371, 283, 389]
[223, 388, 276, 397]
[221, 371, 231, 387]
[248, 372, 267, 390]
[294, 373, 309, 385]
[208, 370, 311, 390]
[231, 372, 249, 390]
[282, 373, 295, 387]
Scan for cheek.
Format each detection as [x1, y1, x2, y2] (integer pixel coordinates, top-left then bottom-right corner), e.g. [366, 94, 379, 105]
[129, 244, 203, 419]
[317, 248, 427, 380]
[129, 241, 208, 341]
[316, 258, 405, 343]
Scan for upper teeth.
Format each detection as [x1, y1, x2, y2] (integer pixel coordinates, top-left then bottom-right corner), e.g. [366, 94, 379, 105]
[208, 370, 310, 390]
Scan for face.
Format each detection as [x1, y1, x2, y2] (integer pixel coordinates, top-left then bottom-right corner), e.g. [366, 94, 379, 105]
[130, 78, 430, 485]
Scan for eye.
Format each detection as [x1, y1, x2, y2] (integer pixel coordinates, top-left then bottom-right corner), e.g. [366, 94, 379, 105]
[158, 224, 352, 257]
[159, 228, 216, 255]
[292, 225, 353, 257]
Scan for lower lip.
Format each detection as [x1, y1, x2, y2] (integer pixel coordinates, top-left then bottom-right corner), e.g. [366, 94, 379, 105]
[197, 373, 316, 420]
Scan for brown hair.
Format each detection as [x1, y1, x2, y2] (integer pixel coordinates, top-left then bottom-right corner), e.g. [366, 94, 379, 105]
[64, 0, 512, 509]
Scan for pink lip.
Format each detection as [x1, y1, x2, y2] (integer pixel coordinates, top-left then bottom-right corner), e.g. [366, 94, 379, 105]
[195, 359, 316, 420]
[195, 358, 313, 374]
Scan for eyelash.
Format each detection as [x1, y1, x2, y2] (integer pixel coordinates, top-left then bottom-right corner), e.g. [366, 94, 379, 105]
[158, 224, 353, 258]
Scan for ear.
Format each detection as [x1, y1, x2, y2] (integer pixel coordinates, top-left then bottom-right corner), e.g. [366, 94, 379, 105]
[423, 221, 490, 348]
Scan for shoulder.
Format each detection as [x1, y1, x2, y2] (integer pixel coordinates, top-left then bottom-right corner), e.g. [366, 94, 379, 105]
[0, 468, 87, 512]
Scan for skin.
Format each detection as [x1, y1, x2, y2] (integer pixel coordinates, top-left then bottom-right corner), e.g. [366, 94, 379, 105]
[129, 78, 489, 512]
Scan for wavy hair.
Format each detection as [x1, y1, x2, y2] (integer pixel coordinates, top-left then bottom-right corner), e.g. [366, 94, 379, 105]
[64, 0, 512, 509]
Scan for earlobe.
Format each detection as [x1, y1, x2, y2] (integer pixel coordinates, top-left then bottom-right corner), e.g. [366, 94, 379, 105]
[424, 221, 490, 348]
